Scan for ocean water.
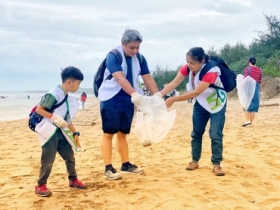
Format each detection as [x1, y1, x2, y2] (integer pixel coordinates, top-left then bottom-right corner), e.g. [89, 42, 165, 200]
[0, 91, 94, 122]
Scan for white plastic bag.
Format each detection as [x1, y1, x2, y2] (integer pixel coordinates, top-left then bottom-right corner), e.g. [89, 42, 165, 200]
[236, 74, 256, 110]
[133, 95, 176, 145]
[61, 128, 81, 152]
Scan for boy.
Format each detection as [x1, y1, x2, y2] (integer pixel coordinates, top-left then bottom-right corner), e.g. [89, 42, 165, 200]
[34, 66, 86, 197]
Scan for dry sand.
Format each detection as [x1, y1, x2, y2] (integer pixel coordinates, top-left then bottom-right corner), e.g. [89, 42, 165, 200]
[1, 96, 280, 210]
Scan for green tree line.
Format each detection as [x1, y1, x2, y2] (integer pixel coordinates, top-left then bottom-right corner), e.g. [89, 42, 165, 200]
[152, 14, 280, 91]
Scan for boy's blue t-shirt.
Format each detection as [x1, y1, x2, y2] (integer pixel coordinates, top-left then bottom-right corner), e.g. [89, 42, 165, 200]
[101, 52, 150, 109]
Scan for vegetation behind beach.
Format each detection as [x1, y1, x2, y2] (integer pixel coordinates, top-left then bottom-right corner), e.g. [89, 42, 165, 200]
[153, 14, 280, 91]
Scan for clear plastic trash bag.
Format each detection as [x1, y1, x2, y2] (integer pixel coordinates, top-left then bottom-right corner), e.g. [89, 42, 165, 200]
[133, 95, 176, 145]
[236, 74, 256, 110]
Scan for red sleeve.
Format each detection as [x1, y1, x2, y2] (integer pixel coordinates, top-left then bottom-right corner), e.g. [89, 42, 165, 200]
[244, 67, 249, 77]
[202, 72, 218, 84]
[179, 64, 189, 77]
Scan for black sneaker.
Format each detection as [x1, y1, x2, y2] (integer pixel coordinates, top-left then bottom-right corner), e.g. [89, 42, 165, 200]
[121, 163, 143, 174]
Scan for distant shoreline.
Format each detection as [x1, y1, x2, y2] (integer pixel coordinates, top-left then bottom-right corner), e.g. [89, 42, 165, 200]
[23, 90, 48, 93]
[23, 87, 93, 94]
[0, 88, 93, 94]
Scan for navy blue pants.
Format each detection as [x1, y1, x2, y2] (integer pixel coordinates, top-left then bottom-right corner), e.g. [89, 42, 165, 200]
[191, 102, 226, 165]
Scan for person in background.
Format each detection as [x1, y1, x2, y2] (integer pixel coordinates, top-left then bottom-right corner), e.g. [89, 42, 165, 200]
[185, 82, 193, 103]
[80, 92, 87, 110]
[142, 84, 148, 96]
[242, 57, 263, 127]
[170, 89, 176, 97]
[155, 47, 227, 176]
[163, 82, 171, 100]
[97, 29, 158, 180]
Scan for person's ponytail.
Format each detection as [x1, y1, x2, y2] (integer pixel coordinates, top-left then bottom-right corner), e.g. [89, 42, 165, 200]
[187, 47, 207, 63]
[204, 54, 210, 63]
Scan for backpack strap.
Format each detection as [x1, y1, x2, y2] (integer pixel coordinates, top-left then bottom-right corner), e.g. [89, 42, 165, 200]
[199, 60, 216, 81]
[199, 60, 224, 91]
[49, 94, 68, 111]
[110, 49, 123, 63]
[248, 66, 251, 76]
[104, 49, 123, 81]
[106, 50, 142, 79]
[109, 49, 142, 64]
[110, 49, 142, 64]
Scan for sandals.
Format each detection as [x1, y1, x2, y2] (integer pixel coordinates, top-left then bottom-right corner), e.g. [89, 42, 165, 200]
[185, 161, 199, 170]
[213, 165, 225, 176]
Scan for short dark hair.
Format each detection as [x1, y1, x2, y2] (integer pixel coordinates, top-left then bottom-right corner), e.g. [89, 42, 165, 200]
[61, 66, 84, 83]
[248, 57, 256, 65]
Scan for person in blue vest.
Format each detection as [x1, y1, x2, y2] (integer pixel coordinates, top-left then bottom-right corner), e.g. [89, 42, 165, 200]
[155, 47, 227, 176]
[97, 29, 158, 180]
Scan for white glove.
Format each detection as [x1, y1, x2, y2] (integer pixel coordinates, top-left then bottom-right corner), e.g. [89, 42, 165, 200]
[131, 91, 143, 106]
[51, 114, 68, 128]
[153, 92, 163, 98]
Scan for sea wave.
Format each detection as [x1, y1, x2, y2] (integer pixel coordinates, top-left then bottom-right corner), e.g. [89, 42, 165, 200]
[0, 92, 93, 122]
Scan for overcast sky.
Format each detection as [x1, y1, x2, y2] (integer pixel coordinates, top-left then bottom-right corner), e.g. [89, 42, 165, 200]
[0, 0, 279, 91]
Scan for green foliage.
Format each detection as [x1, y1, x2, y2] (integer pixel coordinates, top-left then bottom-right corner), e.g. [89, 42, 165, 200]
[221, 42, 249, 64]
[151, 65, 187, 91]
[152, 14, 280, 89]
[207, 46, 219, 56]
[229, 59, 248, 74]
[209, 42, 249, 74]
[207, 14, 280, 77]
[249, 14, 280, 58]
[262, 50, 280, 77]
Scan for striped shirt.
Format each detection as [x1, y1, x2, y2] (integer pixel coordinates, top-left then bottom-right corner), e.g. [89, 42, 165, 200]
[244, 66, 262, 83]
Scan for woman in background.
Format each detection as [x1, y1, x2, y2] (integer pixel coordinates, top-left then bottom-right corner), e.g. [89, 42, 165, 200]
[80, 92, 87, 110]
[242, 57, 263, 127]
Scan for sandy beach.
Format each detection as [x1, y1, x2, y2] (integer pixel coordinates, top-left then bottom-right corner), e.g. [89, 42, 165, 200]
[1, 96, 280, 210]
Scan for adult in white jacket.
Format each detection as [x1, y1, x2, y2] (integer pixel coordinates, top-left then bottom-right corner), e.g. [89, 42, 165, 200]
[98, 29, 158, 180]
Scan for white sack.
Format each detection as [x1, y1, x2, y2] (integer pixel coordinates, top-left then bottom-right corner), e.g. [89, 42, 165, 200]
[133, 96, 176, 145]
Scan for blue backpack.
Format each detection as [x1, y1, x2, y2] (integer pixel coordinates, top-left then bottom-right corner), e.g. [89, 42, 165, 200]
[28, 94, 68, 132]
[93, 49, 143, 97]
[199, 56, 237, 92]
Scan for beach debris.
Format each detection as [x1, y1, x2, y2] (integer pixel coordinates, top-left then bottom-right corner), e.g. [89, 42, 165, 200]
[260, 103, 279, 107]
[72, 120, 96, 126]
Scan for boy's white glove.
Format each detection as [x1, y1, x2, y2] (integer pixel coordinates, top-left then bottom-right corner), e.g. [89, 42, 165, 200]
[153, 92, 163, 98]
[131, 91, 143, 106]
[50, 114, 68, 128]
